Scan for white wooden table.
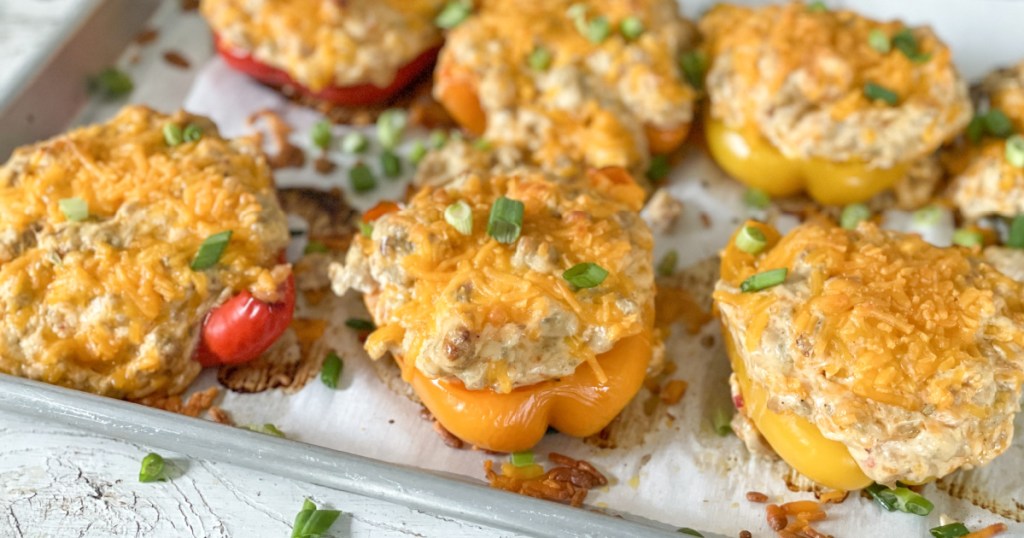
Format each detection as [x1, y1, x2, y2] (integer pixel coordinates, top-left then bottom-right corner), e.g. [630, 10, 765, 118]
[0, 2, 508, 536]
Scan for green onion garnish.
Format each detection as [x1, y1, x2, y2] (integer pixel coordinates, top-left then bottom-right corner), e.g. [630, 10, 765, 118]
[487, 196, 525, 244]
[376, 109, 407, 150]
[646, 154, 671, 182]
[528, 45, 553, 71]
[952, 228, 983, 248]
[584, 16, 611, 43]
[892, 29, 930, 63]
[408, 141, 428, 164]
[349, 164, 377, 193]
[868, 29, 891, 53]
[966, 116, 986, 144]
[563, 262, 609, 289]
[679, 50, 708, 91]
[359, 221, 373, 238]
[929, 522, 970, 538]
[712, 407, 733, 436]
[90, 68, 134, 99]
[806, 1, 827, 12]
[984, 109, 1014, 138]
[163, 123, 184, 146]
[864, 483, 934, 515]
[246, 423, 286, 438]
[473, 138, 492, 151]
[291, 499, 342, 538]
[740, 268, 787, 292]
[59, 197, 89, 222]
[510, 451, 534, 467]
[1007, 215, 1024, 249]
[311, 120, 332, 150]
[912, 205, 942, 226]
[428, 129, 448, 149]
[304, 240, 329, 255]
[864, 82, 899, 105]
[341, 131, 368, 154]
[567, 3, 588, 34]
[182, 124, 202, 143]
[743, 188, 771, 210]
[840, 203, 871, 230]
[190, 230, 232, 270]
[321, 351, 343, 389]
[345, 318, 376, 332]
[139, 453, 166, 483]
[677, 528, 704, 537]
[1006, 134, 1024, 168]
[735, 226, 767, 254]
[620, 16, 645, 41]
[444, 200, 473, 235]
[381, 151, 402, 178]
[435, 0, 472, 29]
[657, 250, 678, 277]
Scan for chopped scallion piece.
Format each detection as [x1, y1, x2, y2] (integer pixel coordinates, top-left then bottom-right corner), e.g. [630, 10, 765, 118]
[473, 138, 492, 151]
[376, 109, 407, 150]
[620, 16, 645, 41]
[246, 423, 286, 438]
[563, 262, 609, 289]
[163, 123, 184, 146]
[679, 50, 707, 90]
[892, 29, 930, 63]
[840, 203, 871, 229]
[182, 124, 202, 143]
[90, 68, 134, 99]
[444, 200, 473, 235]
[349, 164, 377, 193]
[912, 205, 942, 226]
[966, 116, 986, 144]
[311, 120, 332, 150]
[984, 109, 1014, 138]
[712, 407, 733, 436]
[929, 522, 970, 538]
[345, 318, 376, 332]
[139, 453, 166, 483]
[806, 1, 827, 12]
[435, 0, 472, 29]
[657, 250, 678, 277]
[304, 240, 329, 255]
[341, 132, 369, 154]
[646, 154, 671, 182]
[735, 226, 767, 254]
[359, 221, 373, 238]
[864, 483, 933, 516]
[1007, 215, 1024, 249]
[1006, 134, 1024, 168]
[408, 141, 428, 165]
[868, 29, 891, 53]
[428, 129, 448, 149]
[743, 188, 771, 210]
[584, 16, 611, 43]
[864, 82, 899, 105]
[381, 151, 402, 178]
[740, 268, 787, 292]
[291, 499, 342, 538]
[952, 228, 983, 248]
[190, 230, 232, 270]
[567, 3, 588, 34]
[528, 46, 553, 71]
[321, 351, 343, 389]
[59, 197, 89, 222]
[487, 196, 525, 244]
[510, 451, 534, 467]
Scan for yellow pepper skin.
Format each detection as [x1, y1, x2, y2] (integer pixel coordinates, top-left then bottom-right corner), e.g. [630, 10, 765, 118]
[705, 116, 907, 206]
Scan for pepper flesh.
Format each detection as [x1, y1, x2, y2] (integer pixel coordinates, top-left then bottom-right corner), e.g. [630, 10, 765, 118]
[194, 275, 296, 368]
[704, 115, 907, 205]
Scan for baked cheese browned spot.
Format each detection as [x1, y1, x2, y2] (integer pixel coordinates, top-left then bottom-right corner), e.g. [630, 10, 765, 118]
[0, 105, 290, 399]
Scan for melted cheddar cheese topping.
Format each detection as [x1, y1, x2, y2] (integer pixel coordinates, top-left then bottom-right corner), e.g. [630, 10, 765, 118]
[715, 220, 1024, 484]
[0, 106, 290, 399]
[201, 0, 445, 90]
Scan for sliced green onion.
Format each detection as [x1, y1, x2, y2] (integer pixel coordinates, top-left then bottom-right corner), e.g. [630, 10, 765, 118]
[912, 205, 942, 226]
[139, 453, 166, 483]
[59, 197, 89, 222]
[864, 82, 899, 105]
[584, 16, 611, 43]
[679, 50, 708, 91]
[740, 268, 787, 292]
[345, 318, 376, 332]
[408, 141, 428, 164]
[806, 1, 827, 12]
[321, 351, 343, 389]
[510, 451, 534, 467]
[743, 188, 771, 209]
[190, 230, 232, 270]
[246, 423, 286, 438]
[528, 46, 553, 71]
[985, 109, 1014, 138]
[657, 250, 678, 277]
[444, 200, 473, 235]
[966, 116, 986, 144]
[473, 138, 492, 151]
[646, 154, 671, 182]
[868, 29, 891, 53]
[381, 151, 402, 178]
[163, 123, 184, 146]
[864, 483, 933, 515]
[182, 124, 202, 143]
[952, 228, 983, 248]
[304, 240, 329, 255]
[929, 522, 970, 538]
[620, 16, 645, 41]
[563, 262, 609, 289]
[892, 29, 930, 63]
[567, 3, 589, 34]
[90, 68, 134, 99]
[428, 129, 448, 149]
[487, 196, 525, 244]
[376, 109, 407, 150]
[712, 407, 733, 436]
[349, 163, 377, 193]
[435, 0, 472, 29]
[677, 528, 704, 537]
[840, 203, 871, 229]
[311, 120, 332, 150]
[735, 226, 767, 254]
[341, 131, 369, 154]
[359, 221, 373, 238]
[1007, 215, 1024, 249]
[291, 499, 342, 538]
[1006, 134, 1024, 168]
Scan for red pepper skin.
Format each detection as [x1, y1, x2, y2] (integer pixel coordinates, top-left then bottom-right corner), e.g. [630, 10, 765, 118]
[213, 34, 441, 106]
[194, 275, 296, 368]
